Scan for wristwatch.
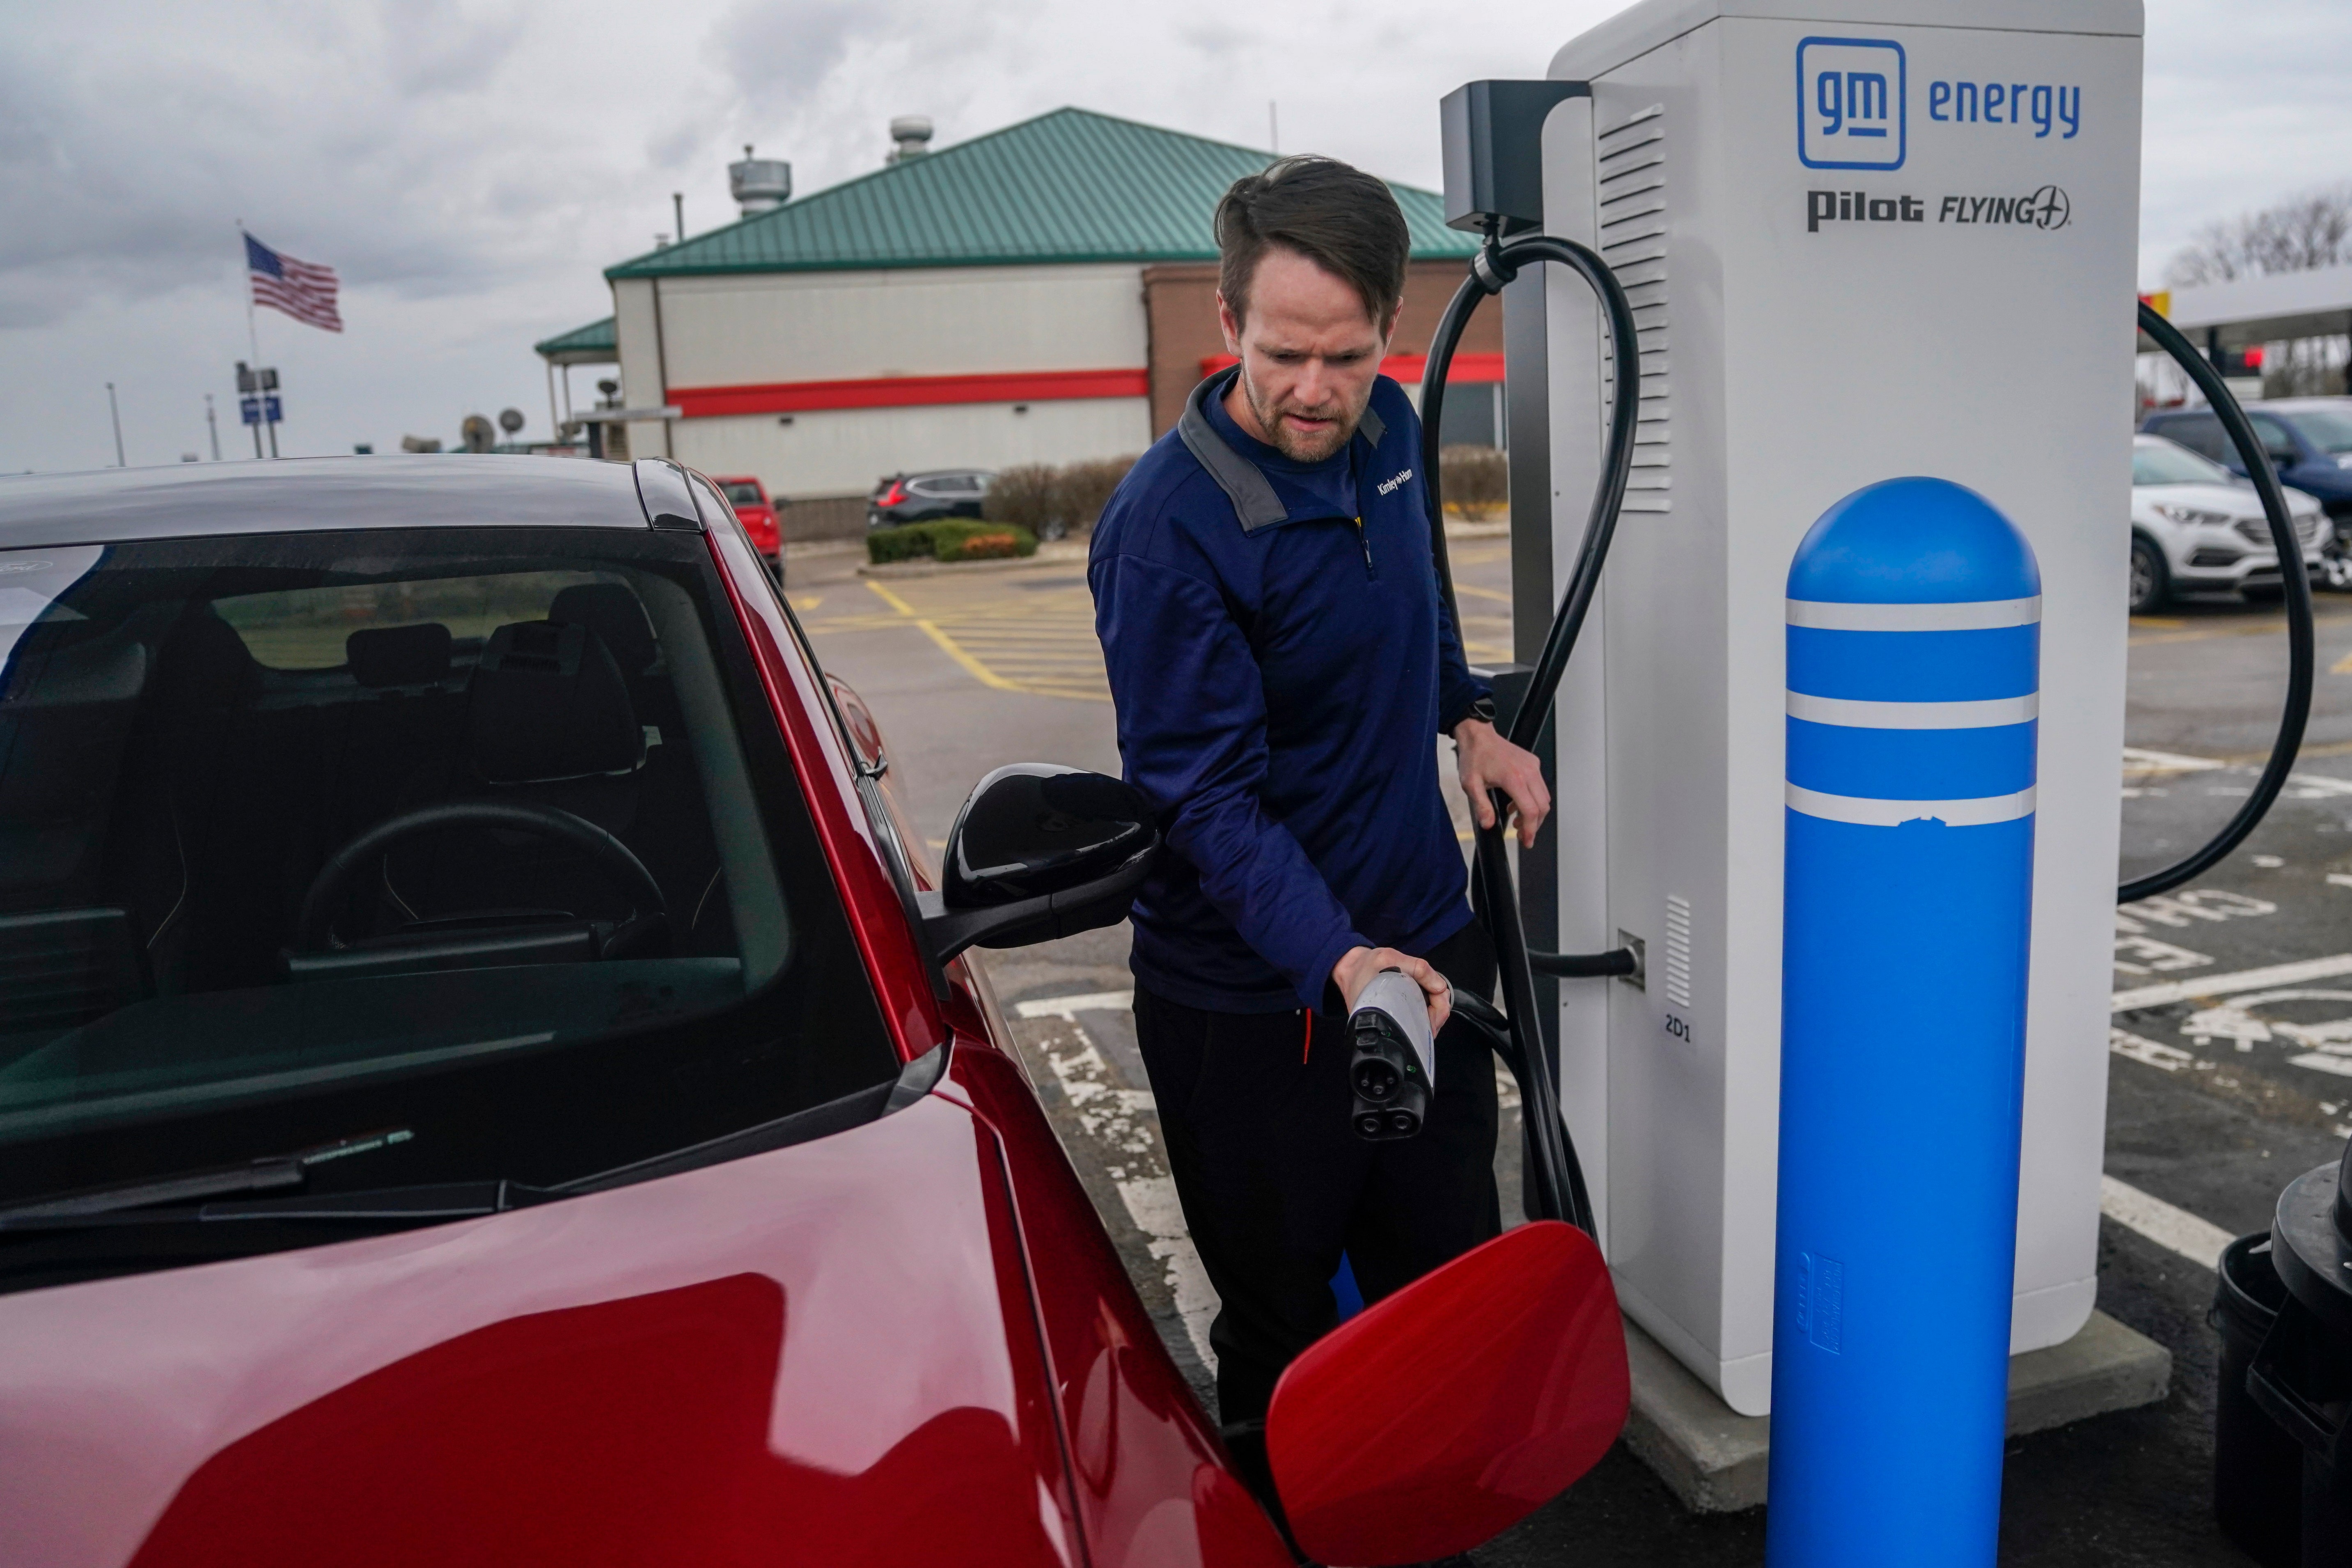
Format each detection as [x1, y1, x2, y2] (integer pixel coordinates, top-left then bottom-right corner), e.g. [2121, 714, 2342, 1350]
[1449, 694, 1498, 736]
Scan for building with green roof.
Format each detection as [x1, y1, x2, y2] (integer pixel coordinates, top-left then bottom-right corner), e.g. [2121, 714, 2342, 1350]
[571, 107, 1499, 530]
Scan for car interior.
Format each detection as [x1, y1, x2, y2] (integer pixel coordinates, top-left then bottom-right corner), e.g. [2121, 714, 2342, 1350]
[0, 534, 832, 1148]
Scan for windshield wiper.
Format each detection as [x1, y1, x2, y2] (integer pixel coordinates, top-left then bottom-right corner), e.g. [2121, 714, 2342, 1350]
[0, 1127, 415, 1228]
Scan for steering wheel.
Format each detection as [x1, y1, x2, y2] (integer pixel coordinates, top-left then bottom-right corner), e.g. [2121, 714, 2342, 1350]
[294, 801, 666, 954]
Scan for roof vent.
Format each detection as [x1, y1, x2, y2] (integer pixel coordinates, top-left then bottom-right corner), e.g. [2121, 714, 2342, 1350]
[729, 145, 791, 216]
[887, 116, 933, 165]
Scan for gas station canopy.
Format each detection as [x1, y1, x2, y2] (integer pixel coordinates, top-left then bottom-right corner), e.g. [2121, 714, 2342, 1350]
[2144, 264, 2352, 355]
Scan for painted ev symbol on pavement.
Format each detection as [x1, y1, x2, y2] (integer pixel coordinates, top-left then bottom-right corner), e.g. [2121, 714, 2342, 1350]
[2180, 987, 2352, 1077]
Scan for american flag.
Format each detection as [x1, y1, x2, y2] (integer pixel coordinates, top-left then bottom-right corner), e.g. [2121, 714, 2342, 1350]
[244, 232, 342, 333]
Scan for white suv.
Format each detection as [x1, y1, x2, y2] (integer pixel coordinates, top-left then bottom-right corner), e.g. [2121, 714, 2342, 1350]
[2130, 434, 2328, 613]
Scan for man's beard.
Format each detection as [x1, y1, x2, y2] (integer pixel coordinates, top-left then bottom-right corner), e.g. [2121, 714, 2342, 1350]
[1237, 365, 1362, 464]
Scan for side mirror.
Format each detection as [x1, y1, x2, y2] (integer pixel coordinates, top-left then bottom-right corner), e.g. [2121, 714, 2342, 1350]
[1265, 1221, 1629, 1566]
[917, 763, 1158, 961]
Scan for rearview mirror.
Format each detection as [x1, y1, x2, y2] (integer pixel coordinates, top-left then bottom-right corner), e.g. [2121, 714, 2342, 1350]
[1265, 1220, 1628, 1566]
[917, 763, 1158, 961]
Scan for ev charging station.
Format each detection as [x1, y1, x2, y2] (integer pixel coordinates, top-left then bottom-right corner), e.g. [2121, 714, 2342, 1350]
[1481, 0, 2146, 1416]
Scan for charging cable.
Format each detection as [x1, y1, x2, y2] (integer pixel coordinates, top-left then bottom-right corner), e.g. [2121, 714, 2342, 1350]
[2122, 303, 2313, 901]
[1421, 232, 1639, 1236]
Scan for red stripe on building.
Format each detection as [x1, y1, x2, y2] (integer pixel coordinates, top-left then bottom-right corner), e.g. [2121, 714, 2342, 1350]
[1196, 352, 1506, 384]
[668, 367, 1150, 420]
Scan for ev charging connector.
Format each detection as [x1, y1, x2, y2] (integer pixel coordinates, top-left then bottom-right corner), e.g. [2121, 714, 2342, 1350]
[1349, 970, 1437, 1141]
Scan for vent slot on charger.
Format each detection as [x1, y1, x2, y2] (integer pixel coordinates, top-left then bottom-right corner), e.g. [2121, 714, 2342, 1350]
[1596, 103, 1670, 514]
[1663, 893, 1694, 1009]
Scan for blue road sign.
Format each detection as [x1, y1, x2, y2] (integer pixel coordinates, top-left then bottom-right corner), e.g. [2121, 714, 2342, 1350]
[240, 397, 261, 426]
[264, 396, 283, 424]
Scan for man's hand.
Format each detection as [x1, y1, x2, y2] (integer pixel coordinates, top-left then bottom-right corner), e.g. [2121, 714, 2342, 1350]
[1333, 945, 1451, 1035]
[1453, 717, 1551, 850]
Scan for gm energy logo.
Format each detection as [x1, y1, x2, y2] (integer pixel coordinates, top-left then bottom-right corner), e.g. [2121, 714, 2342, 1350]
[1798, 37, 1906, 171]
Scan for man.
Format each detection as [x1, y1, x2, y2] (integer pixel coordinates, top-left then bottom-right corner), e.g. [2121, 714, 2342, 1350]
[1089, 158, 1552, 1466]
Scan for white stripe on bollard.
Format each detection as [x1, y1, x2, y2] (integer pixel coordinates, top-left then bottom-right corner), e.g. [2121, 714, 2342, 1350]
[1785, 783, 2037, 827]
[1786, 596, 2042, 631]
[1786, 692, 2039, 729]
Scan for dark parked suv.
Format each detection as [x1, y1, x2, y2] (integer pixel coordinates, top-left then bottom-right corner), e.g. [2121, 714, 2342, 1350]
[867, 469, 993, 528]
[2143, 398, 2352, 579]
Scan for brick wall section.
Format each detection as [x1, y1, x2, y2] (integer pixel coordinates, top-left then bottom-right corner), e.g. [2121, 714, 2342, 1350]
[779, 494, 869, 543]
[1141, 258, 1506, 436]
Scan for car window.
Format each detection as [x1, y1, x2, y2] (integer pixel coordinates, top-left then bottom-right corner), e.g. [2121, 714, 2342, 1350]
[2282, 407, 2352, 455]
[720, 482, 763, 508]
[0, 528, 898, 1275]
[2152, 413, 2228, 463]
[2133, 441, 2233, 486]
[2249, 414, 2301, 460]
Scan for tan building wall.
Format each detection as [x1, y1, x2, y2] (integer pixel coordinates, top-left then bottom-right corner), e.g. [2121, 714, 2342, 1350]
[1141, 258, 1506, 436]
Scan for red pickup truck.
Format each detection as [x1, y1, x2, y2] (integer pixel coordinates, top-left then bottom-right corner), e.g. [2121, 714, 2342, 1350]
[712, 475, 781, 559]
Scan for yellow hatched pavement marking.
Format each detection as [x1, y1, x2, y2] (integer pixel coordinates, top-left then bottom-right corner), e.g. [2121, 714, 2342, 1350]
[864, 580, 1019, 692]
[862, 578, 1109, 701]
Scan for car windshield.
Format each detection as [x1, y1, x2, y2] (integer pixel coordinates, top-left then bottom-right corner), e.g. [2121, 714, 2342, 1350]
[2133, 440, 2234, 486]
[720, 482, 762, 507]
[2283, 407, 2352, 454]
[0, 527, 896, 1245]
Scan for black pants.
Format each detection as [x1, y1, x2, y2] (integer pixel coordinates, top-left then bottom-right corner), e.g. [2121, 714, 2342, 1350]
[1132, 919, 1502, 1430]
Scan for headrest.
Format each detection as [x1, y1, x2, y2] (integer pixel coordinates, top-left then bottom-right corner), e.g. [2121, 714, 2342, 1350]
[548, 583, 658, 676]
[157, 608, 254, 708]
[467, 621, 642, 785]
[347, 623, 452, 688]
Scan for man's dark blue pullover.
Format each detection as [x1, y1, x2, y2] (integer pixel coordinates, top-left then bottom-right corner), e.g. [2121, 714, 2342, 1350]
[1089, 370, 1489, 1013]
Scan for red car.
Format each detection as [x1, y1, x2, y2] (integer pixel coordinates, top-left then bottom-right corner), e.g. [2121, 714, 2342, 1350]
[710, 474, 781, 559]
[0, 456, 1625, 1568]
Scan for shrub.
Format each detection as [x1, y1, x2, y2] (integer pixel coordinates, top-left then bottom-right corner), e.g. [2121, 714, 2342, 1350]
[933, 526, 1034, 562]
[1440, 443, 1509, 520]
[866, 523, 942, 564]
[979, 456, 1139, 539]
[981, 465, 1061, 533]
[1055, 456, 1138, 529]
[866, 520, 1038, 565]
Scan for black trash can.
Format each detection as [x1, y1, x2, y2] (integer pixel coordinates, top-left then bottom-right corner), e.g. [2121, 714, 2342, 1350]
[2251, 1136, 2352, 1568]
[2217, 1231, 2304, 1567]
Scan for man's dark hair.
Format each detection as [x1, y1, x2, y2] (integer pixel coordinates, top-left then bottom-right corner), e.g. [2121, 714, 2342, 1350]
[1215, 156, 1411, 328]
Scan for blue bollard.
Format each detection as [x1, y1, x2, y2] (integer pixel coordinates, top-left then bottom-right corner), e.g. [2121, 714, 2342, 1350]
[1766, 478, 2040, 1567]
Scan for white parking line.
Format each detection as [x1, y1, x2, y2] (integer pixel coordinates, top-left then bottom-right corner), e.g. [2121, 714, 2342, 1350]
[1016, 991, 1219, 1371]
[2120, 745, 2229, 775]
[2112, 953, 2352, 1012]
[2099, 1175, 2237, 1271]
[1016, 990, 1135, 1020]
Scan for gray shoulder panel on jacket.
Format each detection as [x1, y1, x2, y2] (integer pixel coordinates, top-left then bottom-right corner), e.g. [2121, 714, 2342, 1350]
[1176, 374, 1288, 534]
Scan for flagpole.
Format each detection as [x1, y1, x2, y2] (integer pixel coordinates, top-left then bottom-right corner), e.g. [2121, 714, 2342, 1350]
[237, 221, 264, 458]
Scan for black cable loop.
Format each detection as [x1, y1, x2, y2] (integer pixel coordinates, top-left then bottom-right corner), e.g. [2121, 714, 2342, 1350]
[1419, 233, 1639, 1238]
[2121, 303, 2314, 904]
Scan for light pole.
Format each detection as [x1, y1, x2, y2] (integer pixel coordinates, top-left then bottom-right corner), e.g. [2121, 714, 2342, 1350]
[105, 383, 125, 466]
[205, 394, 221, 460]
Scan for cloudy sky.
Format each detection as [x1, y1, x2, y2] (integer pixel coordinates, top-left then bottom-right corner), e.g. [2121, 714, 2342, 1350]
[3, 0, 2344, 473]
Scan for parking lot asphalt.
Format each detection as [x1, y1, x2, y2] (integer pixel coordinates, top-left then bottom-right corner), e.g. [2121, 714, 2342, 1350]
[789, 534, 2352, 1566]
